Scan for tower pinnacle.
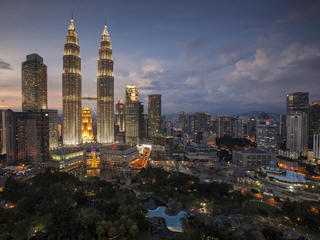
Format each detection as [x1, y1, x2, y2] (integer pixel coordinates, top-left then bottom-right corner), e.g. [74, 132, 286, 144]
[68, 11, 75, 30]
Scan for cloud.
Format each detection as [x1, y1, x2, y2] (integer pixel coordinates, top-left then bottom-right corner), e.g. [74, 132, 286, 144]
[0, 58, 12, 70]
[277, 2, 320, 25]
[220, 42, 320, 111]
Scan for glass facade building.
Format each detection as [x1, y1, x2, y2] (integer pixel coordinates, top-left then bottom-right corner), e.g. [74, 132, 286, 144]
[125, 85, 140, 145]
[147, 94, 161, 138]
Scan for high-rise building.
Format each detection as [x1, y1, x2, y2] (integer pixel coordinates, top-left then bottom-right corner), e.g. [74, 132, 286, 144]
[286, 112, 308, 155]
[5, 110, 49, 165]
[313, 134, 320, 160]
[139, 102, 145, 139]
[22, 54, 47, 111]
[62, 17, 82, 145]
[46, 109, 58, 150]
[0, 110, 14, 156]
[97, 23, 114, 144]
[115, 99, 125, 132]
[286, 92, 309, 114]
[178, 111, 189, 133]
[256, 119, 278, 152]
[309, 101, 320, 147]
[216, 116, 231, 138]
[279, 114, 287, 141]
[125, 85, 140, 145]
[247, 117, 256, 141]
[231, 116, 243, 138]
[0, 111, 7, 155]
[147, 94, 161, 138]
[81, 107, 94, 143]
[189, 112, 211, 133]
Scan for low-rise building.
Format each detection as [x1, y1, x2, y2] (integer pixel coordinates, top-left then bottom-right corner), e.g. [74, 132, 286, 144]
[233, 149, 273, 170]
[100, 144, 138, 168]
[50, 147, 86, 174]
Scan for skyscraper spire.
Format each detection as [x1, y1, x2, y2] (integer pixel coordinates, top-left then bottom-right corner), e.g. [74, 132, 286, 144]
[102, 18, 110, 38]
[68, 11, 75, 30]
[97, 21, 114, 144]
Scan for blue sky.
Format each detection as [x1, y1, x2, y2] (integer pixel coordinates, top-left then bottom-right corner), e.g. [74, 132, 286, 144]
[1, 0, 320, 115]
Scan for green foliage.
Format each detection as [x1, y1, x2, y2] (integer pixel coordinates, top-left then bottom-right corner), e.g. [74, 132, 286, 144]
[0, 170, 150, 239]
[282, 200, 320, 233]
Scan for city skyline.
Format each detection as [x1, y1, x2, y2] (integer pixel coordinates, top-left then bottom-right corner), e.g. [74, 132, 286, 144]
[1, 0, 320, 114]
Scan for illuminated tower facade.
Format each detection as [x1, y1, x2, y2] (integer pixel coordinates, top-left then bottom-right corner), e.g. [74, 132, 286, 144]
[22, 54, 47, 111]
[147, 94, 161, 138]
[97, 24, 114, 144]
[62, 18, 82, 145]
[115, 99, 125, 132]
[125, 85, 139, 145]
[81, 107, 94, 143]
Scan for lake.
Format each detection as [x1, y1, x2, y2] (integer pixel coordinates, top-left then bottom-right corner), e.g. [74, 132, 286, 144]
[147, 206, 187, 232]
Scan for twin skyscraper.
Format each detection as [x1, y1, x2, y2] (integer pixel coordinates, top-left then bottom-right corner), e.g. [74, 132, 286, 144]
[63, 17, 114, 145]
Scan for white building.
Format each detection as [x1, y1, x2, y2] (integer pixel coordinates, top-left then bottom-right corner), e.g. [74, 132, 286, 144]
[286, 112, 308, 155]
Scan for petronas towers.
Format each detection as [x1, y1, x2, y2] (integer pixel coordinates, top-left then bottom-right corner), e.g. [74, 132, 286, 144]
[63, 18, 81, 145]
[62, 17, 114, 145]
[97, 24, 114, 144]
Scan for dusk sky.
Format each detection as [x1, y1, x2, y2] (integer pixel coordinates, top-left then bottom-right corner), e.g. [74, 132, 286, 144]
[1, 0, 320, 115]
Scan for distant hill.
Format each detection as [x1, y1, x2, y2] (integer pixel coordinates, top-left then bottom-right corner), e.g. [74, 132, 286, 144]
[235, 111, 280, 120]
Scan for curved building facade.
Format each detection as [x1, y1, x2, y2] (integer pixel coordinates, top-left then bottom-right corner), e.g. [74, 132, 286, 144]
[81, 107, 94, 143]
[62, 18, 82, 145]
[97, 24, 114, 144]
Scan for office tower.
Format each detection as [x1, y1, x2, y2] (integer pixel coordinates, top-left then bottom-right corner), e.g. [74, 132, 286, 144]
[216, 116, 231, 138]
[286, 92, 309, 114]
[247, 118, 256, 140]
[143, 114, 149, 139]
[81, 107, 94, 143]
[1, 110, 15, 163]
[256, 119, 278, 152]
[286, 112, 308, 155]
[45, 109, 58, 150]
[5, 111, 49, 165]
[313, 135, 320, 160]
[125, 85, 140, 145]
[97, 23, 114, 144]
[147, 94, 161, 138]
[22, 54, 47, 111]
[62, 17, 82, 145]
[139, 102, 145, 139]
[0, 110, 14, 156]
[279, 114, 287, 141]
[0, 111, 6, 155]
[179, 111, 189, 133]
[309, 101, 320, 146]
[231, 116, 243, 138]
[115, 99, 125, 132]
[190, 112, 211, 133]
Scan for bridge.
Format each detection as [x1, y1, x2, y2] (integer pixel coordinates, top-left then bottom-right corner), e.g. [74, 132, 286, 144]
[82, 97, 97, 101]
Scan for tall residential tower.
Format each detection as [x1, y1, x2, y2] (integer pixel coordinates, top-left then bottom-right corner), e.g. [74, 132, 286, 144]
[62, 17, 82, 145]
[125, 85, 140, 145]
[22, 54, 47, 111]
[147, 94, 161, 138]
[97, 23, 114, 144]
